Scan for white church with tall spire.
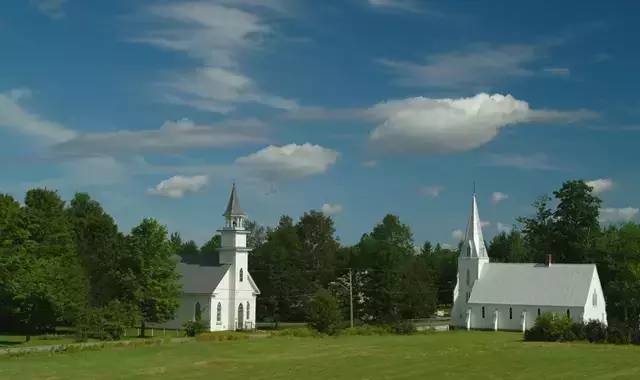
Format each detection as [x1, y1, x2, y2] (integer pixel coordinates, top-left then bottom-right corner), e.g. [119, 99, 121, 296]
[451, 193, 607, 331]
[158, 184, 260, 331]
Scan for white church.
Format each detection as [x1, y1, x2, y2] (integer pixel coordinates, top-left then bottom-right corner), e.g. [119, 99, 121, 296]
[452, 193, 608, 331]
[159, 184, 260, 331]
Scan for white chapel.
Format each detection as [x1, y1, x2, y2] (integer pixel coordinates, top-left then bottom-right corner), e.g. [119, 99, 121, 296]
[451, 193, 608, 331]
[160, 184, 260, 331]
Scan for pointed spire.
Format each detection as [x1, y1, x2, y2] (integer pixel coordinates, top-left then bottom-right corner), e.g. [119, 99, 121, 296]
[223, 183, 246, 217]
[462, 192, 488, 258]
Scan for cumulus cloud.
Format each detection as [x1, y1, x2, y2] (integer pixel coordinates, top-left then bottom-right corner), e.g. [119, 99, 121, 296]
[599, 207, 639, 224]
[420, 185, 444, 198]
[54, 118, 267, 157]
[480, 220, 491, 228]
[496, 222, 513, 233]
[451, 229, 464, 241]
[491, 191, 509, 204]
[236, 143, 339, 181]
[586, 178, 614, 194]
[147, 175, 208, 198]
[321, 203, 343, 215]
[30, 0, 67, 19]
[133, 1, 295, 113]
[367, 93, 594, 155]
[0, 88, 76, 143]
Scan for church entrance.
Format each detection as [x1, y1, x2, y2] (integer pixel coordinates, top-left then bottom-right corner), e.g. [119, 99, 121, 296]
[238, 303, 244, 330]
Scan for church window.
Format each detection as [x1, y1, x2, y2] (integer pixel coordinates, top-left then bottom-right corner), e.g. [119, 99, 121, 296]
[216, 302, 222, 324]
[592, 291, 597, 307]
[194, 302, 201, 321]
[467, 245, 471, 257]
[239, 268, 244, 282]
[466, 269, 470, 286]
[537, 308, 541, 317]
[509, 307, 513, 320]
[246, 302, 250, 319]
[482, 306, 485, 319]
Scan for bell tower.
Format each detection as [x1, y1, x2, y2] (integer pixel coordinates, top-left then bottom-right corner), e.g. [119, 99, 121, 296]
[218, 183, 250, 265]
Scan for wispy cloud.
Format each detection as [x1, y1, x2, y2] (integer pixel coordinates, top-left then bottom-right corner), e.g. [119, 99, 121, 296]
[486, 153, 559, 171]
[496, 222, 513, 233]
[54, 118, 267, 157]
[0, 88, 76, 143]
[367, 0, 425, 13]
[451, 229, 464, 241]
[147, 175, 209, 198]
[543, 67, 571, 76]
[600, 207, 639, 224]
[30, 0, 67, 19]
[491, 191, 509, 204]
[420, 185, 444, 198]
[321, 203, 343, 215]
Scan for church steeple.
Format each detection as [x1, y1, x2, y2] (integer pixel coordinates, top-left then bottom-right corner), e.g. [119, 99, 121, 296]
[461, 193, 488, 258]
[223, 183, 246, 230]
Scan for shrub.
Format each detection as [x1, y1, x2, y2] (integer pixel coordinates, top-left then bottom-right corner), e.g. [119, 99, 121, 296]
[393, 321, 417, 335]
[342, 325, 392, 336]
[307, 289, 344, 335]
[196, 331, 249, 341]
[583, 320, 608, 343]
[75, 301, 136, 341]
[183, 320, 207, 337]
[271, 327, 321, 338]
[524, 313, 577, 342]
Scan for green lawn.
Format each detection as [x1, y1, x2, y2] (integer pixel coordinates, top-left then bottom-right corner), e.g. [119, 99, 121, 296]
[2, 331, 640, 379]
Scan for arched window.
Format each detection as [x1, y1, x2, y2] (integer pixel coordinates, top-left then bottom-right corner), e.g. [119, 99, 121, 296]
[246, 302, 250, 319]
[216, 302, 222, 323]
[482, 306, 485, 319]
[467, 245, 471, 256]
[567, 309, 571, 319]
[194, 302, 201, 321]
[239, 268, 244, 282]
[592, 291, 597, 307]
[509, 307, 513, 320]
[466, 269, 470, 286]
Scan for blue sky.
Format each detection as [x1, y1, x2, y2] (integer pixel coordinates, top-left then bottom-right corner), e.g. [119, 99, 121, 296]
[2, 0, 639, 247]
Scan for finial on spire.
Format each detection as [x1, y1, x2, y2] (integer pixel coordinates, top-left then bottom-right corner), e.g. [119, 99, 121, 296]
[223, 183, 246, 217]
[473, 181, 476, 195]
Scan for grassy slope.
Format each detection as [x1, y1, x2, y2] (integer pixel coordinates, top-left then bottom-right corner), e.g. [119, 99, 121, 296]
[2, 331, 640, 379]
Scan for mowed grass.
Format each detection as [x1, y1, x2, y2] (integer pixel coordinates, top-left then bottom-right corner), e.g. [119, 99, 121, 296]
[2, 331, 640, 380]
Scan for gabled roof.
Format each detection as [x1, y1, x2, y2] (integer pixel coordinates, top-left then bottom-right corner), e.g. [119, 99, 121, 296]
[468, 263, 597, 307]
[223, 183, 246, 217]
[247, 272, 261, 295]
[461, 193, 488, 258]
[178, 262, 230, 294]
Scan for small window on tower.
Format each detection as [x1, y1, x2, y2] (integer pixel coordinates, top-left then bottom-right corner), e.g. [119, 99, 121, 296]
[239, 268, 244, 282]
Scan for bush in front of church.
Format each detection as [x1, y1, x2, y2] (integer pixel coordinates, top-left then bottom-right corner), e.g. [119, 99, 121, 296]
[183, 320, 207, 337]
[584, 320, 608, 343]
[308, 288, 344, 335]
[524, 313, 581, 342]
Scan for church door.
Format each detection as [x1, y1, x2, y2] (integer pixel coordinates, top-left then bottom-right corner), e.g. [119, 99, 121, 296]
[238, 303, 244, 330]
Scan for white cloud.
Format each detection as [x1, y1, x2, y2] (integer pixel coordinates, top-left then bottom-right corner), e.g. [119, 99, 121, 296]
[0, 88, 76, 143]
[54, 118, 267, 157]
[586, 178, 614, 194]
[543, 67, 571, 76]
[236, 143, 339, 181]
[30, 0, 67, 19]
[367, 0, 424, 13]
[379, 44, 540, 89]
[134, 1, 295, 113]
[496, 222, 513, 233]
[147, 175, 208, 198]
[362, 160, 378, 168]
[599, 207, 639, 224]
[491, 191, 509, 204]
[480, 220, 491, 228]
[367, 93, 594, 155]
[321, 203, 343, 215]
[451, 229, 464, 241]
[420, 185, 444, 198]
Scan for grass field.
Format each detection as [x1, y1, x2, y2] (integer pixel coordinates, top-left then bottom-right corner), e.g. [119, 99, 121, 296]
[2, 331, 640, 379]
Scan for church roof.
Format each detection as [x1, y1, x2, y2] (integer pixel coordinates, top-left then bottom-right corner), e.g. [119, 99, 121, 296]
[468, 263, 597, 307]
[223, 183, 246, 217]
[177, 262, 230, 294]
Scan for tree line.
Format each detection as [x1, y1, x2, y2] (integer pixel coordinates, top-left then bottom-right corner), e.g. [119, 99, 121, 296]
[2, 179, 639, 338]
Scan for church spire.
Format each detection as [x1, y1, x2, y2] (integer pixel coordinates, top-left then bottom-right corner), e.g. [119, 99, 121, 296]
[462, 192, 488, 258]
[223, 183, 246, 217]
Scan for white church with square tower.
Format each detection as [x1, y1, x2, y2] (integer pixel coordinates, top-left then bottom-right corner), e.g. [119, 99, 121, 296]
[451, 193, 607, 331]
[158, 184, 260, 331]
